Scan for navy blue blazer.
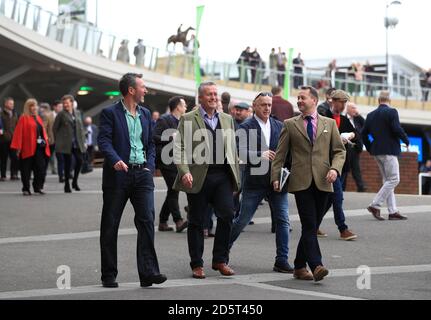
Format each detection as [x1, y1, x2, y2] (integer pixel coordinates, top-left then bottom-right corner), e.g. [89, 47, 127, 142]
[238, 116, 283, 190]
[362, 104, 409, 156]
[98, 101, 156, 188]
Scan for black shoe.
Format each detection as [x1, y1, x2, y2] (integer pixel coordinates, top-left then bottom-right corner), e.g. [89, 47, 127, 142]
[248, 220, 255, 225]
[59, 177, 65, 183]
[72, 182, 81, 191]
[102, 279, 119, 288]
[64, 183, 72, 193]
[273, 262, 294, 273]
[23, 190, 32, 196]
[34, 190, 45, 195]
[140, 274, 167, 287]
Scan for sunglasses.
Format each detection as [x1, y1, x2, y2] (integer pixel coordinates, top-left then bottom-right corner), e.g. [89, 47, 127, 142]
[253, 92, 273, 102]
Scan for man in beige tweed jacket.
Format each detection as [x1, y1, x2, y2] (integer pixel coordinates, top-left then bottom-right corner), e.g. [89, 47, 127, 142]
[271, 86, 345, 282]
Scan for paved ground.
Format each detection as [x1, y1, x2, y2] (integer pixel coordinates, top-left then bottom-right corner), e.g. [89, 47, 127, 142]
[0, 169, 430, 301]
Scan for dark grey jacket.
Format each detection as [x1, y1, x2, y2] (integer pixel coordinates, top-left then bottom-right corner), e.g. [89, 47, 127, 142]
[53, 109, 86, 154]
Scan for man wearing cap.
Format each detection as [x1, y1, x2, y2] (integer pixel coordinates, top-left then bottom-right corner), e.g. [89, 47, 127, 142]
[317, 88, 336, 116]
[230, 91, 293, 273]
[318, 90, 358, 241]
[362, 91, 409, 221]
[134, 39, 146, 67]
[232, 102, 250, 130]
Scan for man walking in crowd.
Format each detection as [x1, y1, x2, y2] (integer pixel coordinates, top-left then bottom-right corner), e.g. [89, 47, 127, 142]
[269, 48, 278, 86]
[52, 100, 65, 182]
[271, 86, 294, 121]
[173, 82, 240, 279]
[0, 97, 19, 181]
[98, 73, 167, 288]
[362, 91, 410, 221]
[317, 90, 358, 240]
[317, 87, 336, 116]
[276, 48, 287, 87]
[153, 96, 188, 233]
[271, 86, 346, 282]
[237, 47, 250, 83]
[345, 102, 366, 192]
[53, 95, 87, 193]
[230, 91, 292, 273]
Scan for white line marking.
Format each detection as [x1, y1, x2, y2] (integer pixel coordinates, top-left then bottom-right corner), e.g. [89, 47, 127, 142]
[241, 282, 364, 300]
[1, 205, 430, 245]
[1, 264, 430, 300]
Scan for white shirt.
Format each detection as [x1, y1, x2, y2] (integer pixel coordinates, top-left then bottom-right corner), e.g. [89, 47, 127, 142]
[346, 113, 355, 129]
[254, 115, 271, 147]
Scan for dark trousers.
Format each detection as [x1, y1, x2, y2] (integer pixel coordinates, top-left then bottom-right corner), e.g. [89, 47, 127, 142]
[277, 65, 286, 87]
[20, 147, 47, 192]
[159, 168, 182, 223]
[342, 150, 365, 191]
[55, 151, 65, 179]
[63, 148, 83, 184]
[324, 177, 348, 233]
[186, 169, 235, 269]
[293, 182, 330, 272]
[0, 141, 19, 178]
[100, 168, 160, 282]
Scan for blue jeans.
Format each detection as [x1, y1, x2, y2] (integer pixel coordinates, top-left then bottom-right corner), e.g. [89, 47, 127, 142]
[326, 176, 348, 232]
[230, 188, 290, 265]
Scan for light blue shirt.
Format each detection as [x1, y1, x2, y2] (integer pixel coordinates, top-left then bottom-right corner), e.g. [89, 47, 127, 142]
[122, 101, 145, 164]
[199, 106, 219, 130]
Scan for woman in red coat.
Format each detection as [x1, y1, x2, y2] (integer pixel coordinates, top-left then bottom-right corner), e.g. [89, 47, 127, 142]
[11, 99, 50, 195]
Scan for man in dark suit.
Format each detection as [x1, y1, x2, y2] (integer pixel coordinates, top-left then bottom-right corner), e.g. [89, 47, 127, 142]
[318, 90, 358, 241]
[271, 86, 346, 282]
[270, 86, 294, 121]
[362, 91, 410, 221]
[317, 87, 336, 116]
[98, 73, 167, 288]
[230, 91, 293, 273]
[173, 82, 240, 279]
[345, 102, 367, 192]
[153, 96, 188, 232]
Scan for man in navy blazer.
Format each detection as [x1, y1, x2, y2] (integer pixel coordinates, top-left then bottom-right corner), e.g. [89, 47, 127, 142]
[98, 73, 166, 288]
[229, 92, 293, 273]
[362, 91, 409, 221]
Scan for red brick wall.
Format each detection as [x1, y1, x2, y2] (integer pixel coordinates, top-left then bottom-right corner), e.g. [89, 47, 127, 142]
[345, 152, 419, 195]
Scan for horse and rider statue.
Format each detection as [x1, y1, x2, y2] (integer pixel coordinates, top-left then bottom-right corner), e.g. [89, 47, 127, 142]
[167, 24, 195, 51]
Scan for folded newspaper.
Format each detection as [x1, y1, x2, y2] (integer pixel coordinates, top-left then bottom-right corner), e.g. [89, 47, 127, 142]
[280, 167, 290, 190]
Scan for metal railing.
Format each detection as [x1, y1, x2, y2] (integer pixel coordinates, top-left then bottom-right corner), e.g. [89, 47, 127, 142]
[1, 0, 430, 109]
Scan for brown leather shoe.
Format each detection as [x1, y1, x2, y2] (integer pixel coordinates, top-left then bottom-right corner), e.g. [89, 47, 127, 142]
[293, 268, 313, 280]
[192, 267, 206, 279]
[313, 265, 329, 282]
[175, 219, 188, 233]
[388, 212, 408, 220]
[158, 223, 174, 232]
[212, 263, 235, 276]
[367, 206, 385, 221]
[339, 229, 358, 241]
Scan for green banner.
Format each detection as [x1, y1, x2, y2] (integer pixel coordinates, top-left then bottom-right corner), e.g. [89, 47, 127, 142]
[283, 48, 294, 100]
[194, 5, 205, 89]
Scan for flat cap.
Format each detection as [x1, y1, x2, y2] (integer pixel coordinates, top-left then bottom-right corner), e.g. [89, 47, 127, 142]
[330, 90, 350, 101]
[234, 102, 250, 109]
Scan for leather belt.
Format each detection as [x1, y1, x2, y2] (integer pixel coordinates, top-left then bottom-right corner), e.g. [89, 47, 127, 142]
[128, 163, 146, 170]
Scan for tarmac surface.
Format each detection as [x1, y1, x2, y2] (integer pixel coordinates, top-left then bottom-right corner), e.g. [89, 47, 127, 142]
[0, 169, 430, 301]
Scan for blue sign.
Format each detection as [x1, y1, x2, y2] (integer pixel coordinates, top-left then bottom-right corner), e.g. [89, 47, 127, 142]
[401, 136, 423, 162]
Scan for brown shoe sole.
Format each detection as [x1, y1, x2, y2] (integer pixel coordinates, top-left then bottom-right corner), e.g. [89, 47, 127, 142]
[313, 268, 329, 282]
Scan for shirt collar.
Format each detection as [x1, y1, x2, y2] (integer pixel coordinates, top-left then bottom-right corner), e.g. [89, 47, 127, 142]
[254, 114, 270, 126]
[301, 110, 318, 120]
[121, 100, 140, 117]
[199, 106, 219, 119]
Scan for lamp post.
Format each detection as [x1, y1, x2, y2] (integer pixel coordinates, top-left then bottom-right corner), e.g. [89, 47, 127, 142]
[385, 0, 401, 87]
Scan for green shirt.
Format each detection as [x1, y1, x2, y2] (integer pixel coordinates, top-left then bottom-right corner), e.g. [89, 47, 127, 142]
[122, 102, 145, 164]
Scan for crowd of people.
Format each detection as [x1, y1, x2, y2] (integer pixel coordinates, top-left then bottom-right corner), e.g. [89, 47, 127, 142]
[92, 73, 413, 288]
[0, 96, 98, 195]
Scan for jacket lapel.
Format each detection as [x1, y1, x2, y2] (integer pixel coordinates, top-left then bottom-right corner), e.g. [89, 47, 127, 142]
[269, 117, 278, 150]
[115, 103, 130, 144]
[293, 115, 310, 143]
[315, 114, 326, 142]
[138, 107, 148, 145]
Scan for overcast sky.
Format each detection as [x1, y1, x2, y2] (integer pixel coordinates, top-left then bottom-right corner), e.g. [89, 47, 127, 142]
[31, 0, 430, 69]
